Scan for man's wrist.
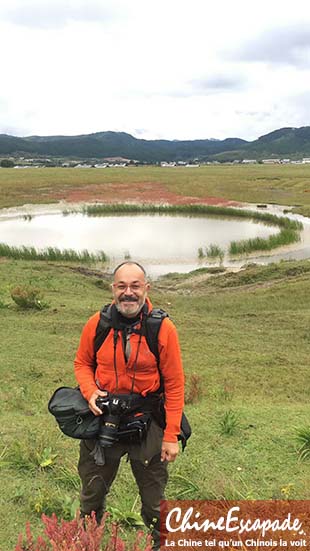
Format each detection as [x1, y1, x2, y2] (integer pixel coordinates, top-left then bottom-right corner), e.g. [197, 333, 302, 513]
[163, 431, 178, 443]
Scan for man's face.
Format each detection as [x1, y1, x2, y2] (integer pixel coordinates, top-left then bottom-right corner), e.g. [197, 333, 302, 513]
[112, 264, 150, 318]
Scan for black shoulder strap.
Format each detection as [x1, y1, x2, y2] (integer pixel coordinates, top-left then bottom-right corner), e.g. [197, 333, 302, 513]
[94, 304, 113, 357]
[94, 304, 168, 368]
[144, 308, 168, 366]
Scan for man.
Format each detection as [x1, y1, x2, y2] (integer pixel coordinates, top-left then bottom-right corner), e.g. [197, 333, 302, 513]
[74, 261, 185, 548]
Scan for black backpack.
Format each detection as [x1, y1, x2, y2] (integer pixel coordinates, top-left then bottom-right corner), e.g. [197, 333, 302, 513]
[94, 303, 191, 450]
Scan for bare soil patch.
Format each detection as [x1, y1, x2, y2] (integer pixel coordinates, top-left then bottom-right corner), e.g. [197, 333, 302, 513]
[49, 181, 240, 207]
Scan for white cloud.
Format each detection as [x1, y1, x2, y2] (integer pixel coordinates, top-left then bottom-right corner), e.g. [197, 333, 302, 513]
[0, 0, 128, 29]
[1, 0, 310, 140]
[231, 24, 310, 67]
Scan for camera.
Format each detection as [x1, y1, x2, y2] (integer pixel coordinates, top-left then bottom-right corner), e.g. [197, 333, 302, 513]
[95, 393, 129, 447]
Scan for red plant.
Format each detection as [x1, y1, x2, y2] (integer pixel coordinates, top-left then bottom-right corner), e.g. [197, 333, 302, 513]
[185, 372, 203, 404]
[131, 529, 152, 551]
[15, 512, 153, 551]
[15, 521, 49, 551]
[43, 511, 105, 550]
[105, 523, 125, 551]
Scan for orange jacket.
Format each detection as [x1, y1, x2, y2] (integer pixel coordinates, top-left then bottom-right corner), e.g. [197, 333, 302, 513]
[74, 297, 184, 442]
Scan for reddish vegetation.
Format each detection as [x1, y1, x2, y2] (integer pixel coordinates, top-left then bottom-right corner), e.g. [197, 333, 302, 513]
[50, 181, 239, 207]
[15, 512, 153, 551]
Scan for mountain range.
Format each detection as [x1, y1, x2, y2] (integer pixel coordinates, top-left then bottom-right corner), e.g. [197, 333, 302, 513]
[1, 126, 310, 162]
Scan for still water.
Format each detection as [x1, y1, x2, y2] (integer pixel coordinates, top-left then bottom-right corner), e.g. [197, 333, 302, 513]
[0, 212, 277, 275]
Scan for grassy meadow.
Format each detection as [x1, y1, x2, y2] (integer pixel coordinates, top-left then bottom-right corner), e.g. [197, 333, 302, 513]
[0, 164, 310, 212]
[1, 258, 310, 549]
[1, 165, 310, 549]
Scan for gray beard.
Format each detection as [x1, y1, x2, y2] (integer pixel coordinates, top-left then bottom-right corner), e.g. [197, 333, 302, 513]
[115, 300, 145, 318]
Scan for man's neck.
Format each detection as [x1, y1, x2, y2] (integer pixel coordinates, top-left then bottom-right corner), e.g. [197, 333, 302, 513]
[115, 302, 148, 327]
[117, 311, 141, 326]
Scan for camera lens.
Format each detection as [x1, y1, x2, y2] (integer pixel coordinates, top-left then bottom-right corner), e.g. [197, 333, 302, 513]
[97, 396, 128, 447]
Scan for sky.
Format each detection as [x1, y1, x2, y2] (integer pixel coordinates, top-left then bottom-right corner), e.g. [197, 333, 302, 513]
[1, 0, 310, 142]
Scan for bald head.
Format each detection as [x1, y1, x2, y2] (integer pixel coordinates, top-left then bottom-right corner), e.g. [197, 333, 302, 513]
[113, 261, 146, 278]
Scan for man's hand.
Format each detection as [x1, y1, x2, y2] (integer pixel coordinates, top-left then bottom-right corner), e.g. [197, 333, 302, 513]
[88, 389, 108, 416]
[161, 441, 179, 462]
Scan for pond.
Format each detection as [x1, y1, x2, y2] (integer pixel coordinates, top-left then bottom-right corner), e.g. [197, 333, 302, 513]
[0, 210, 279, 276]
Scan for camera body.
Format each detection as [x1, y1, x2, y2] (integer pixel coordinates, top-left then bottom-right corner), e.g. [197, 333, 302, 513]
[95, 393, 129, 447]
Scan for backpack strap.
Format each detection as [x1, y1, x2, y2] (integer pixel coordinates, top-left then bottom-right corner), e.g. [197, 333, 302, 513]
[143, 308, 168, 366]
[94, 304, 113, 358]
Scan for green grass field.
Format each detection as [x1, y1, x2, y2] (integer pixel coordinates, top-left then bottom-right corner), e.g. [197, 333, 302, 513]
[1, 166, 310, 549]
[1, 258, 310, 549]
[0, 164, 310, 212]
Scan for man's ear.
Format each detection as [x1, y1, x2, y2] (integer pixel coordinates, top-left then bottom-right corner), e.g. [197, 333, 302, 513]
[146, 282, 151, 292]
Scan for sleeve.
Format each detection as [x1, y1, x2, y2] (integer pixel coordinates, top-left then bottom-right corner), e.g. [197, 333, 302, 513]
[158, 318, 185, 442]
[74, 312, 101, 402]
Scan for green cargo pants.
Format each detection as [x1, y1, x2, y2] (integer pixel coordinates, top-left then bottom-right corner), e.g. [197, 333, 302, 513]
[78, 420, 168, 549]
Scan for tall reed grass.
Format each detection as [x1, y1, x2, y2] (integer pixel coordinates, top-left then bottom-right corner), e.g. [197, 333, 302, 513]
[229, 228, 301, 255]
[206, 244, 225, 259]
[81, 202, 303, 231]
[0, 244, 107, 263]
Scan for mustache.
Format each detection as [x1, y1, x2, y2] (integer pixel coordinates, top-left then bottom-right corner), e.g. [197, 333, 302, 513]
[120, 296, 138, 302]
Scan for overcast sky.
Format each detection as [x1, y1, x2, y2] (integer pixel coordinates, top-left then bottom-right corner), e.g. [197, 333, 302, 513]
[1, 0, 310, 141]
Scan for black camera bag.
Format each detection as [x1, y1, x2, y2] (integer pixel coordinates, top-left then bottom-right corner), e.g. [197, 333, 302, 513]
[117, 411, 153, 443]
[48, 386, 101, 439]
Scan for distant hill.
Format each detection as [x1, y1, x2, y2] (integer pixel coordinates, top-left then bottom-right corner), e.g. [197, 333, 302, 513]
[1, 126, 310, 162]
[211, 127, 310, 162]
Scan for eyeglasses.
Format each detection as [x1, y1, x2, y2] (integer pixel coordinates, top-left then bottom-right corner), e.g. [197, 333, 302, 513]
[113, 283, 146, 292]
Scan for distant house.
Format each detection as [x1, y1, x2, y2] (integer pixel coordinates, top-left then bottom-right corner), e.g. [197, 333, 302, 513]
[302, 158, 310, 163]
[241, 159, 257, 164]
[160, 162, 176, 167]
[262, 159, 281, 164]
